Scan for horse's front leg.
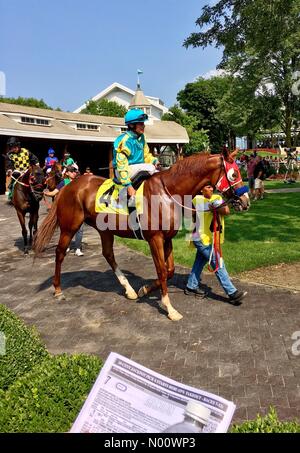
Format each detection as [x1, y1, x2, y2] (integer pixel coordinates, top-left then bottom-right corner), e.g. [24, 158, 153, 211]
[138, 238, 175, 297]
[16, 209, 29, 254]
[99, 231, 138, 300]
[148, 235, 182, 321]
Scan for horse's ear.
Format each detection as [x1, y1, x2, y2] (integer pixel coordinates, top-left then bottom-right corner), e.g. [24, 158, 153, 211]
[221, 145, 230, 161]
[228, 150, 238, 162]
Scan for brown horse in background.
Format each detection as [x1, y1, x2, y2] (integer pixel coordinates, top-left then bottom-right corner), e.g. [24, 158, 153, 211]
[45, 162, 63, 191]
[34, 150, 249, 320]
[12, 165, 45, 254]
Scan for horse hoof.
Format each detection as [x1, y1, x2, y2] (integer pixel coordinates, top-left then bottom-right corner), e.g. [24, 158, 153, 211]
[54, 292, 66, 301]
[168, 310, 183, 321]
[138, 286, 148, 298]
[126, 290, 138, 300]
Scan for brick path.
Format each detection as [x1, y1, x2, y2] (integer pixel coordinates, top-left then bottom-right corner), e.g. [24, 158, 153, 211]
[0, 196, 299, 425]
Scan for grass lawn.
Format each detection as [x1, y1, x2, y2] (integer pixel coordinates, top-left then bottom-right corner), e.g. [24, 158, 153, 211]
[264, 180, 300, 190]
[117, 191, 300, 275]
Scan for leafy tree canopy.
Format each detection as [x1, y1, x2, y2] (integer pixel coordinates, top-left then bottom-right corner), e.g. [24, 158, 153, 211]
[81, 99, 127, 117]
[0, 96, 55, 110]
[162, 104, 210, 154]
[184, 0, 300, 146]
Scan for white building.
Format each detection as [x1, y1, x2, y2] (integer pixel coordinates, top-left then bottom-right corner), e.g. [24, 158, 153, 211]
[74, 82, 169, 121]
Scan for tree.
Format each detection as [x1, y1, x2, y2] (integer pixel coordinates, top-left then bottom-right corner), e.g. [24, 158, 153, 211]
[184, 0, 300, 146]
[81, 99, 127, 117]
[176, 76, 233, 151]
[0, 96, 55, 109]
[162, 104, 209, 154]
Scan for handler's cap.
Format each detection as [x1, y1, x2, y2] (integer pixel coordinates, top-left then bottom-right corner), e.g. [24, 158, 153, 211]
[65, 165, 77, 172]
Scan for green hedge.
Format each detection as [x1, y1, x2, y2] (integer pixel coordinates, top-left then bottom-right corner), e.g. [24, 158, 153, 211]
[0, 305, 49, 390]
[231, 407, 300, 433]
[0, 354, 102, 433]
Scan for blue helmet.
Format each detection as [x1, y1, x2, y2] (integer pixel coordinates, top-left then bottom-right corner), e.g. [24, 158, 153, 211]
[124, 109, 148, 125]
[48, 148, 55, 155]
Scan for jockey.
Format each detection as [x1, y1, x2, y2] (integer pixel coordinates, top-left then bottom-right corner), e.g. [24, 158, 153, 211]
[61, 151, 78, 175]
[44, 148, 58, 173]
[113, 108, 160, 202]
[6, 137, 39, 199]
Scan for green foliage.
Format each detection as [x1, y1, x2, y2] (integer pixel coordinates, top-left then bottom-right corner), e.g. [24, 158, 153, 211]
[81, 99, 127, 117]
[184, 0, 300, 146]
[0, 354, 102, 433]
[0, 305, 49, 390]
[177, 77, 231, 151]
[231, 407, 300, 433]
[185, 129, 210, 155]
[0, 96, 55, 110]
[162, 104, 210, 154]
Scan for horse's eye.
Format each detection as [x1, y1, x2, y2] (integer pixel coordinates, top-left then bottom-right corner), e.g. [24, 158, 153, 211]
[227, 168, 237, 182]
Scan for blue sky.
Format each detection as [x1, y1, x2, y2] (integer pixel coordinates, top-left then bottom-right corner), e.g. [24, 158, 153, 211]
[0, 0, 222, 111]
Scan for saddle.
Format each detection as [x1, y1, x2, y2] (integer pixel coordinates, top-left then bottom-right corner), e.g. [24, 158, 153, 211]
[100, 171, 152, 207]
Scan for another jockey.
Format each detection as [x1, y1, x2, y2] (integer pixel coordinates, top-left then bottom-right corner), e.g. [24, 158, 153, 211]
[113, 109, 160, 204]
[6, 137, 39, 199]
[44, 148, 58, 173]
[61, 151, 78, 175]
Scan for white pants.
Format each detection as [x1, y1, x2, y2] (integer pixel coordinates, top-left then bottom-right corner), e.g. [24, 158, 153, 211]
[115, 163, 158, 182]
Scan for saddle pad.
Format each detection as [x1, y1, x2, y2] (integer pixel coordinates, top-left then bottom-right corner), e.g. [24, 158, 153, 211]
[95, 179, 144, 215]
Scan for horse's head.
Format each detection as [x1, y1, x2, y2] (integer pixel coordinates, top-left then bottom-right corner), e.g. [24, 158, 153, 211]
[209, 150, 250, 211]
[45, 162, 62, 191]
[29, 165, 46, 201]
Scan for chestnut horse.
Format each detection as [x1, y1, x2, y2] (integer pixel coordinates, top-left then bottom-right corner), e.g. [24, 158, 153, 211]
[45, 162, 63, 191]
[34, 150, 249, 320]
[12, 165, 45, 254]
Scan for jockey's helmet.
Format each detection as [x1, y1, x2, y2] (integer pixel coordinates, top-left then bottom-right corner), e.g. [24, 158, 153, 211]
[125, 109, 148, 125]
[7, 137, 21, 148]
[48, 148, 55, 155]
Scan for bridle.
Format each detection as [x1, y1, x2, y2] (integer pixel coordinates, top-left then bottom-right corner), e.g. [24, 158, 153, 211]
[12, 168, 45, 201]
[161, 155, 248, 212]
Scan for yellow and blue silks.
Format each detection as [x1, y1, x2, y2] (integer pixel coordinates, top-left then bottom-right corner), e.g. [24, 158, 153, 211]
[95, 179, 144, 216]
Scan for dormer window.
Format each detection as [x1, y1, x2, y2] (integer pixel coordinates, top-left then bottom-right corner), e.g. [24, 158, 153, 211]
[76, 123, 99, 131]
[21, 116, 50, 126]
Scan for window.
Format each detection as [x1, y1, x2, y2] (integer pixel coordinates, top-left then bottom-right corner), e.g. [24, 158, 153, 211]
[36, 118, 49, 125]
[21, 116, 34, 124]
[76, 123, 99, 131]
[21, 116, 50, 126]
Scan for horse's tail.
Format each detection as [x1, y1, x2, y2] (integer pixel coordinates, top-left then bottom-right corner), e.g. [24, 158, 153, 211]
[33, 197, 59, 255]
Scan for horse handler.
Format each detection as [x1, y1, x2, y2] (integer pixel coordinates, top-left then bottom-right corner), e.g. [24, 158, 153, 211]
[43, 165, 84, 256]
[185, 184, 247, 305]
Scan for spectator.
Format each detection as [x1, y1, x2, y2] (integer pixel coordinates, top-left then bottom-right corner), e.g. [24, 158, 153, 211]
[253, 156, 266, 200]
[246, 154, 256, 199]
[185, 184, 247, 305]
[44, 165, 84, 256]
[84, 167, 94, 175]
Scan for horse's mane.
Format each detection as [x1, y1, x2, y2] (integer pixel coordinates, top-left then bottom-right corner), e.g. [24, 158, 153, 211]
[164, 152, 212, 178]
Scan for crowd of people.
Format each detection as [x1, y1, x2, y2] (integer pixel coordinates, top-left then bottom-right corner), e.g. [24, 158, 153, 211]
[4, 138, 93, 256]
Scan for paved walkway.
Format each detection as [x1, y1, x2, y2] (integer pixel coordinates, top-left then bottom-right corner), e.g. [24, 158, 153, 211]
[0, 196, 299, 425]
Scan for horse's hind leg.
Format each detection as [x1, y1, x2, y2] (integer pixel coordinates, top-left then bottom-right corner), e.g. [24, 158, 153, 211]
[53, 230, 73, 299]
[99, 231, 138, 300]
[16, 209, 28, 254]
[138, 238, 175, 298]
[29, 207, 39, 246]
